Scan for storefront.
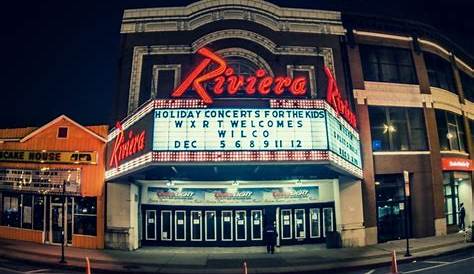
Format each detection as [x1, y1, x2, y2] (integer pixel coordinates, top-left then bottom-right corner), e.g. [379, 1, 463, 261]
[0, 115, 107, 249]
[441, 157, 473, 232]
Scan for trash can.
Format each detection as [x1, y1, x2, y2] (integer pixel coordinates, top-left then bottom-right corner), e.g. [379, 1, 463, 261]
[326, 231, 342, 248]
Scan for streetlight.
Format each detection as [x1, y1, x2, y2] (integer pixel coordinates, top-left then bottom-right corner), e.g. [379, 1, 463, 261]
[403, 170, 411, 257]
[59, 180, 67, 264]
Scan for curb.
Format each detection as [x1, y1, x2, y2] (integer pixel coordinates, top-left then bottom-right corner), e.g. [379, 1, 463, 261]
[0, 242, 472, 274]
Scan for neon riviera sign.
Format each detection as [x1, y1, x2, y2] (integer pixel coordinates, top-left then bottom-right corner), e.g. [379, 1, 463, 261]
[109, 122, 146, 169]
[171, 48, 357, 128]
[171, 48, 307, 104]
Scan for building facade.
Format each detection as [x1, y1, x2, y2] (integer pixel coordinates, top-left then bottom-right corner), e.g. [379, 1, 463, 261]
[105, 0, 474, 250]
[0, 116, 108, 249]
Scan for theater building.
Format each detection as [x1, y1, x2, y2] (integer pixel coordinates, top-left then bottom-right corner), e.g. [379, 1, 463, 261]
[0, 115, 108, 249]
[106, 0, 473, 250]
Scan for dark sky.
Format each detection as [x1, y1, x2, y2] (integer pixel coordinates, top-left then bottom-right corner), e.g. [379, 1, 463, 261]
[0, 0, 473, 128]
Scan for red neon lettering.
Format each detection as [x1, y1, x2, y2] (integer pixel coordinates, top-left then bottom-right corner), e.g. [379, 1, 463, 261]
[324, 66, 357, 128]
[171, 48, 308, 103]
[109, 122, 146, 169]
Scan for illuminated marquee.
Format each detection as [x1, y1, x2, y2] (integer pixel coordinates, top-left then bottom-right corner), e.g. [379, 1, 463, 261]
[109, 122, 146, 169]
[171, 48, 307, 104]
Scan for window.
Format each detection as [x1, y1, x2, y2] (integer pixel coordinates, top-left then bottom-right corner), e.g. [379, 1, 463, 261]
[2, 193, 20, 227]
[460, 71, 474, 102]
[151, 64, 181, 100]
[443, 172, 470, 225]
[360, 45, 417, 84]
[33, 196, 44, 231]
[424, 52, 456, 92]
[369, 106, 427, 151]
[21, 194, 33, 229]
[74, 197, 97, 236]
[57, 127, 68, 139]
[436, 110, 466, 151]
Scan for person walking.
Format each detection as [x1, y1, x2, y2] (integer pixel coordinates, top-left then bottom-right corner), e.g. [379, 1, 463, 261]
[459, 203, 466, 231]
[264, 223, 278, 254]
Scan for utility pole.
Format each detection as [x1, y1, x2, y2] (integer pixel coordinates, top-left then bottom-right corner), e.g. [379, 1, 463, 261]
[403, 170, 411, 257]
[60, 180, 67, 264]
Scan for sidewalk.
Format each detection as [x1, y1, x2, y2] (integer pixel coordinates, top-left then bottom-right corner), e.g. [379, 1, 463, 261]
[0, 233, 472, 274]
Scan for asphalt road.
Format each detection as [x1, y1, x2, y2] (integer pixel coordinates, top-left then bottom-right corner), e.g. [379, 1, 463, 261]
[0, 247, 473, 274]
[342, 247, 474, 274]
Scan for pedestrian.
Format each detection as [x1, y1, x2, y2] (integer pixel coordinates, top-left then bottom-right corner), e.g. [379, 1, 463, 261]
[459, 203, 466, 231]
[264, 223, 278, 254]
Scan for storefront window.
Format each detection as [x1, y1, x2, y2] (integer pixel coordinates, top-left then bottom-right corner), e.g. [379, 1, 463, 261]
[375, 174, 410, 242]
[74, 197, 97, 236]
[21, 194, 33, 229]
[460, 71, 474, 102]
[435, 109, 466, 151]
[33, 195, 44, 231]
[369, 106, 427, 151]
[424, 52, 456, 92]
[2, 193, 21, 227]
[360, 45, 417, 84]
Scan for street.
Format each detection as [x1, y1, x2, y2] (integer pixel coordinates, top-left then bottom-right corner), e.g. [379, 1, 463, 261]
[343, 247, 474, 274]
[0, 257, 82, 274]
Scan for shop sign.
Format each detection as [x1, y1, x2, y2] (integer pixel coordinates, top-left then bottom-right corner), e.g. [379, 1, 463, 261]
[0, 167, 80, 194]
[441, 157, 474, 171]
[171, 48, 308, 104]
[0, 150, 97, 164]
[153, 108, 361, 168]
[147, 186, 319, 206]
[109, 122, 146, 169]
[324, 66, 357, 128]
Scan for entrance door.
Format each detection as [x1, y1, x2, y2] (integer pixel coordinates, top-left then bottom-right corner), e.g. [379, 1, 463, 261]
[175, 210, 186, 241]
[221, 210, 233, 241]
[145, 210, 157, 240]
[322, 207, 334, 237]
[235, 210, 247, 241]
[50, 204, 66, 244]
[280, 209, 292, 240]
[251, 210, 263, 240]
[294, 209, 306, 240]
[309, 208, 321, 238]
[191, 211, 202, 241]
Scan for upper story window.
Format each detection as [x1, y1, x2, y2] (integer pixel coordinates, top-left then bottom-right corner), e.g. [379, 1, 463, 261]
[424, 52, 456, 92]
[435, 109, 466, 151]
[460, 71, 474, 102]
[369, 106, 427, 151]
[57, 127, 68, 139]
[360, 45, 417, 84]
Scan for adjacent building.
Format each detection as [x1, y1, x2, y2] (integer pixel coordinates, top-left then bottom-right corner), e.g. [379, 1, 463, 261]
[0, 115, 108, 249]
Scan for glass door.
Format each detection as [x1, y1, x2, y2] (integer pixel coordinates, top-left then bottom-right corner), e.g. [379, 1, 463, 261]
[205, 211, 217, 241]
[145, 210, 157, 240]
[251, 210, 263, 240]
[161, 210, 172, 241]
[294, 209, 306, 239]
[50, 204, 64, 244]
[309, 208, 320, 238]
[322, 207, 334, 237]
[221, 210, 233, 241]
[191, 211, 202, 241]
[175, 210, 186, 241]
[280, 209, 292, 240]
[235, 210, 247, 241]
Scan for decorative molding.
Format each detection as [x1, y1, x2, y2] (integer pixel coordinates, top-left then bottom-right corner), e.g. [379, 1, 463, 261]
[121, 0, 344, 35]
[353, 30, 413, 42]
[287, 65, 316, 98]
[430, 87, 462, 115]
[216, 47, 274, 76]
[151, 64, 181, 99]
[354, 81, 426, 107]
[373, 151, 431, 156]
[126, 29, 336, 113]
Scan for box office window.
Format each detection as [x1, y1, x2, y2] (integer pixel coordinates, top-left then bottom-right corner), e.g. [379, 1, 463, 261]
[436, 110, 466, 151]
[460, 71, 474, 102]
[360, 45, 417, 84]
[74, 197, 97, 236]
[424, 52, 457, 92]
[369, 106, 427, 151]
[2, 193, 20, 227]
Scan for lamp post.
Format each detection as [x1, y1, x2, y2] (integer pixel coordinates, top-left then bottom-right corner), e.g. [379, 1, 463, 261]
[403, 170, 411, 257]
[59, 180, 66, 264]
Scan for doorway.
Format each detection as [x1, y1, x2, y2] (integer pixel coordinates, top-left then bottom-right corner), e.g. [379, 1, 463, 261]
[49, 197, 72, 245]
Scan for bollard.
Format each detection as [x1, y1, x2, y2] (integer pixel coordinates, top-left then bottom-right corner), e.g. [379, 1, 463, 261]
[86, 257, 91, 274]
[391, 250, 398, 274]
[243, 261, 248, 274]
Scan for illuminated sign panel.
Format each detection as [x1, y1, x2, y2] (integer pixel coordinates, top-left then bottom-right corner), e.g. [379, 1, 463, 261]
[153, 108, 361, 169]
[0, 150, 97, 165]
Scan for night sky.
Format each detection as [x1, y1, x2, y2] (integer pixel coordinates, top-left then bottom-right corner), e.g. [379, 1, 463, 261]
[0, 0, 472, 128]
